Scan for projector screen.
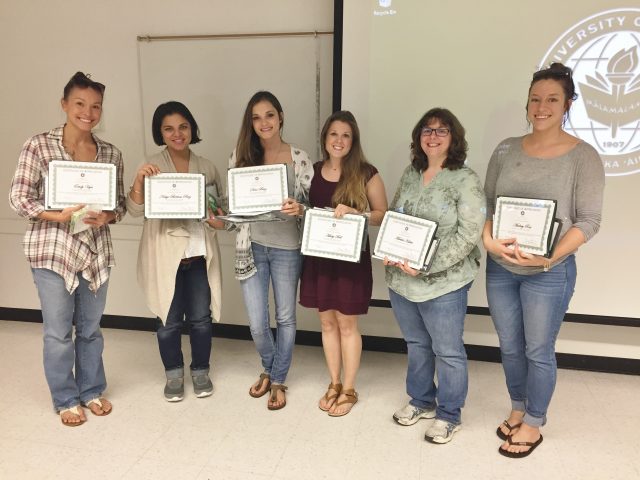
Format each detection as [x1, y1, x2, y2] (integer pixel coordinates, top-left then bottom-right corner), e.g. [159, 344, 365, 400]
[341, 1, 640, 320]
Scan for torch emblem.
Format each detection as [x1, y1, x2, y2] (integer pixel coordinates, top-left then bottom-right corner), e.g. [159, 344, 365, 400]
[540, 9, 640, 176]
[580, 46, 640, 139]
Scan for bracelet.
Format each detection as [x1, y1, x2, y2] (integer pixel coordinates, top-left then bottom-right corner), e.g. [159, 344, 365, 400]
[543, 259, 551, 272]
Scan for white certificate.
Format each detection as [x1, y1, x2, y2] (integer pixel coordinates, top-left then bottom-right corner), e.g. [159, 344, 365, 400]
[228, 164, 289, 214]
[301, 208, 367, 263]
[217, 212, 286, 224]
[493, 196, 557, 256]
[144, 173, 205, 219]
[373, 211, 438, 270]
[46, 160, 116, 210]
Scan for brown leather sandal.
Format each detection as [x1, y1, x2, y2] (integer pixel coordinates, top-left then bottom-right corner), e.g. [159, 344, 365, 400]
[267, 384, 288, 410]
[328, 388, 358, 417]
[318, 382, 343, 412]
[249, 373, 271, 398]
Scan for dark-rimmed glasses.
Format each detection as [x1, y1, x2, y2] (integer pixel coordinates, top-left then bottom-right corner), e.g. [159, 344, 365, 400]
[421, 127, 450, 137]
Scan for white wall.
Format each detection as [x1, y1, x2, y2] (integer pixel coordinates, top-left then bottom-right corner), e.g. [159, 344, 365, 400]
[0, 0, 332, 322]
[1, 0, 638, 361]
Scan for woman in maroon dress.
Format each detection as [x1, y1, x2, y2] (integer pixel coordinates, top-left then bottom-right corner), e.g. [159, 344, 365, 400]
[300, 111, 387, 416]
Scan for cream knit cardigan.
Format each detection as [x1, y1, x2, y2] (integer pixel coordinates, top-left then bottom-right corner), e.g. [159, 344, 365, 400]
[126, 149, 223, 324]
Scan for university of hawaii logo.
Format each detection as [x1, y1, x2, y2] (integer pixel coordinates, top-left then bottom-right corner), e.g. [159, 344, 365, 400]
[540, 9, 640, 176]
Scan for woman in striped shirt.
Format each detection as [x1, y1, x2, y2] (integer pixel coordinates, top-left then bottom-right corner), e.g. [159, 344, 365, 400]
[9, 72, 126, 427]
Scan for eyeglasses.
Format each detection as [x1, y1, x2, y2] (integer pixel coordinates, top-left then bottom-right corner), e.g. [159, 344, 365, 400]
[421, 127, 450, 137]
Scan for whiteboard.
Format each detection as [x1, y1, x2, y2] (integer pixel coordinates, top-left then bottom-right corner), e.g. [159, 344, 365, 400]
[137, 34, 334, 172]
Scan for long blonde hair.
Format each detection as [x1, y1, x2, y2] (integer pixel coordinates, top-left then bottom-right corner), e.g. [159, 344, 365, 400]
[321, 111, 372, 211]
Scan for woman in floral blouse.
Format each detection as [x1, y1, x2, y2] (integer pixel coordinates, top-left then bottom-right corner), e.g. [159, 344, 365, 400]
[385, 108, 485, 444]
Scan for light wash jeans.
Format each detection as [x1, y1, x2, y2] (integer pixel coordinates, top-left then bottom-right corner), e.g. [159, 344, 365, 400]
[32, 268, 108, 411]
[240, 243, 302, 384]
[486, 255, 577, 427]
[388, 284, 471, 425]
[157, 257, 212, 375]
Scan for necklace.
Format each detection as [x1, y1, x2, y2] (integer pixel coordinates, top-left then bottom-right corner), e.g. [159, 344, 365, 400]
[62, 124, 79, 159]
[264, 140, 286, 164]
[62, 143, 76, 159]
[326, 160, 340, 172]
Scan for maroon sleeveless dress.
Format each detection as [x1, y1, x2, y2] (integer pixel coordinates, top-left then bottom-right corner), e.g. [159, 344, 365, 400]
[299, 162, 376, 315]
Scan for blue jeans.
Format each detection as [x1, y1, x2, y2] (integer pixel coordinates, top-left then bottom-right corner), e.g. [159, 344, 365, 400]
[486, 255, 577, 427]
[32, 268, 108, 412]
[240, 243, 302, 384]
[388, 284, 471, 425]
[157, 257, 212, 374]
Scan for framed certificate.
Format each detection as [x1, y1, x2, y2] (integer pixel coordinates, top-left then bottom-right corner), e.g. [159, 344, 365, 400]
[46, 160, 117, 210]
[228, 164, 289, 214]
[373, 211, 439, 270]
[301, 208, 368, 263]
[493, 196, 559, 257]
[144, 173, 205, 219]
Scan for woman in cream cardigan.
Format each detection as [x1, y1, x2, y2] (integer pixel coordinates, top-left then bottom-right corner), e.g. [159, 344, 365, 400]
[127, 101, 224, 401]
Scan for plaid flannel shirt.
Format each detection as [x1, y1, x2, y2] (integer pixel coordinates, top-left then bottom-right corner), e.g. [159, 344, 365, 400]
[9, 126, 126, 293]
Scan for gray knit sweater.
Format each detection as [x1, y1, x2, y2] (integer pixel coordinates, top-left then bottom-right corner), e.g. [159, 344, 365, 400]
[484, 136, 605, 275]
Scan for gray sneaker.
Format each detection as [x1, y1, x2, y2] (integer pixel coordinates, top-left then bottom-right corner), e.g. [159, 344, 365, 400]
[393, 403, 436, 426]
[424, 419, 461, 444]
[191, 369, 213, 398]
[164, 368, 184, 402]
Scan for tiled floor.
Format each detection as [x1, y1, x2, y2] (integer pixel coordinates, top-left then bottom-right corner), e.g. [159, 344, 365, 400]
[0, 320, 638, 480]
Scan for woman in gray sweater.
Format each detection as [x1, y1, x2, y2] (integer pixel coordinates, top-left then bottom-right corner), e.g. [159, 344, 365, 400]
[483, 63, 605, 458]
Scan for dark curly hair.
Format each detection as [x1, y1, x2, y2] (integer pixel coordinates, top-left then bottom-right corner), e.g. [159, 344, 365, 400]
[410, 108, 467, 171]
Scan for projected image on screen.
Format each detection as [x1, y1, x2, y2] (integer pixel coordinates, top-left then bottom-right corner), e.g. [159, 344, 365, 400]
[341, 1, 640, 319]
[540, 9, 640, 177]
[373, 0, 396, 17]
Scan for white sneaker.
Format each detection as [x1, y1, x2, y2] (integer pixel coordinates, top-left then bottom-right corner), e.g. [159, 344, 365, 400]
[424, 419, 461, 444]
[393, 404, 436, 426]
